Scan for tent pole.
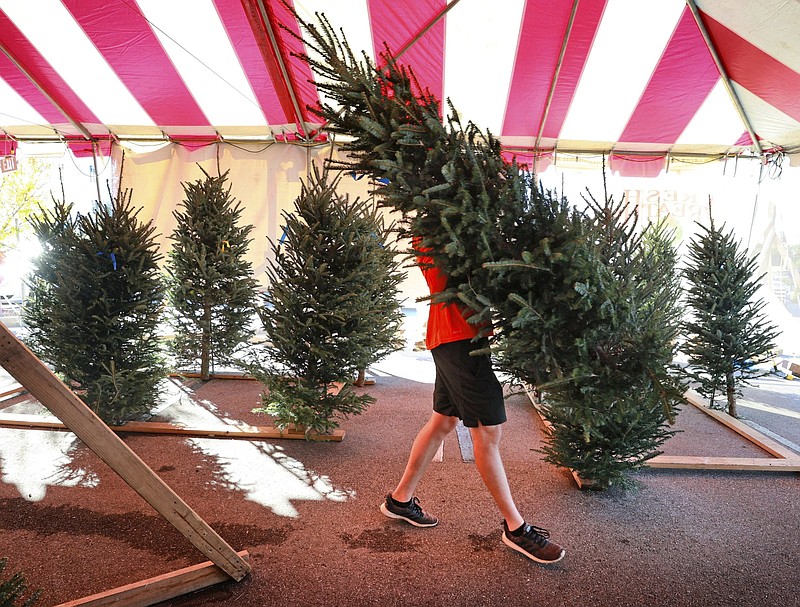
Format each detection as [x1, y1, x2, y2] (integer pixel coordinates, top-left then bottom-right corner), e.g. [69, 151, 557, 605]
[91, 142, 103, 206]
[685, 0, 763, 157]
[0, 39, 93, 143]
[534, 0, 580, 173]
[394, 0, 464, 62]
[254, 0, 310, 138]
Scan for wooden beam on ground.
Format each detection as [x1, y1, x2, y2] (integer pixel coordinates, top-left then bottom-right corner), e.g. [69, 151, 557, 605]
[0, 322, 251, 582]
[523, 386, 593, 488]
[647, 455, 800, 471]
[55, 551, 251, 607]
[523, 384, 800, 482]
[169, 372, 257, 381]
[455, 421, 475, 463]
[683, 390, 799, 459]
[0, 384, 25, 401]
[0, 413, 345, 441]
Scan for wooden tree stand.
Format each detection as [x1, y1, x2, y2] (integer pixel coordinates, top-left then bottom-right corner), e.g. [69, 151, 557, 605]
[0, 412, 346, 442]
[525, 386, 800, 489]
[0, 322, 251, 606]
[0, 375, 347, 442]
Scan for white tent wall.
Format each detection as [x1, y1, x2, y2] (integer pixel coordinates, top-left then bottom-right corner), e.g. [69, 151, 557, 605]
[115, 140, 428, 305]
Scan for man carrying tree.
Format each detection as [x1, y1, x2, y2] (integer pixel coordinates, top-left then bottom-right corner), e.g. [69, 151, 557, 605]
[380, 243, 566, 565]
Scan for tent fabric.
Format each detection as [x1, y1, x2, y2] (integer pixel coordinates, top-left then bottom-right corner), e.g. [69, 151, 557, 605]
[1, 0, 799, 173]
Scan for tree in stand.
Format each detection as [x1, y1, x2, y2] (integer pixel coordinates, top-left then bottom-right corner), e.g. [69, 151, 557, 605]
[681, 217, 779, 417]
[0, 557, 39, 607]
[290, 13, 686, 487]
[250, 166, 405, 435]
[166, 167, 258, 380]
[24, 193, 164, 424]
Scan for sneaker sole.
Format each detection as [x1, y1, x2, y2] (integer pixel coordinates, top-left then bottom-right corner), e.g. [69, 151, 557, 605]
[380, 502, 438, 527]
[502, 532, 565, 564]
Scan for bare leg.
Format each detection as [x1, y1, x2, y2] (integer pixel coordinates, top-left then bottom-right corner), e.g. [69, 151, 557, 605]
[470, 423, 524, 530]
[391, 412, 459, 502]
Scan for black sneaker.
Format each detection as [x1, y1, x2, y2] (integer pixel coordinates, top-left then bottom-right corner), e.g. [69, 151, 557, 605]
[380, 494, 438, 527]
[502, 522, 565, 564]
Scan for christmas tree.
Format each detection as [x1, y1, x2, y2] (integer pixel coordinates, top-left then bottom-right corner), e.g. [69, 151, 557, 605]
[24, 193, 165, 424]
[498, 194, 686, 488]
[0, 558, 39, 607]
[166, 167, 258, 380]
[292, 14, 685, 486]
[681, 219, 779, 417]
[250, 166, 405, 435]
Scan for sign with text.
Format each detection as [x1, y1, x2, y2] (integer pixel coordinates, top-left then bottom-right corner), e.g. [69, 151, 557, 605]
[1, 155, 17, 173]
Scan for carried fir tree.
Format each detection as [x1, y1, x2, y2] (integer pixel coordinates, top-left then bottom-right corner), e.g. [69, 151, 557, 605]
[24, 193, 165, 424]
[0, 558, 39, 607]
[681, 217, 779, 417]
[166, 167, 258, 380]
[251, 166, 405, 435]
[292, 14, 685, 486]
[499, 194, 685, 488]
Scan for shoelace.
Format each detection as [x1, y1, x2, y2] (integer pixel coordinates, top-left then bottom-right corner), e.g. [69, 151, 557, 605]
[522, 524, 551, 546]
[408, 497, 424, 516]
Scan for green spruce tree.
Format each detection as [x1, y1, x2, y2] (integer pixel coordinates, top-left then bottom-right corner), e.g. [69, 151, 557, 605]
[24, 193, 165, 424]
[0, 558, 39, 607]
[251, 166, 405, 435]
[681, 219, 779, 417]
[166, 167, 258, 380]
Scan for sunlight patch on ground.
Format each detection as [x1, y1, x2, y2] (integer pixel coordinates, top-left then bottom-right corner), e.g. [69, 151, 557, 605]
[0, 400, 98, 502]
[737, 398, 800, 420]
[159, 382, 352, 517]
[371, 348, 436, 384]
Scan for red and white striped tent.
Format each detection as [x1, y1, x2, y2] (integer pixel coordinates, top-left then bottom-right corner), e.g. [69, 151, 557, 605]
[1, 0, 799, 176]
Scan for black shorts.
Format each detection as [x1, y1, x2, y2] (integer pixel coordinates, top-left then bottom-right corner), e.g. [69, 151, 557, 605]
[431, 338, 506, 428]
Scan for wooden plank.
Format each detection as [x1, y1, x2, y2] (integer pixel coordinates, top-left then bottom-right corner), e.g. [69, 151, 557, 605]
[0, 385, 25, 400]
[684, 390, 799, 459]
[647, 455, 800, 471]
[0, 322, 251, 582]
[169, 372, 257, 381]
[523, 386, 593, 487]
[55, 551, 251, 607]
[0, 413, 345, 442]
[432, 440, 444, 463]
[455, 421, 475, 463]
[524, 384, 800, 477]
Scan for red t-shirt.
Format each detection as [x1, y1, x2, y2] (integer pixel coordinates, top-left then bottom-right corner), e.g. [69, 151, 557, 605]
[416, 248, 480, 350]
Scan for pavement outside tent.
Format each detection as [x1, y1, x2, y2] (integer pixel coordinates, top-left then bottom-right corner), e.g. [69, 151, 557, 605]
[0, 343, 798, 607]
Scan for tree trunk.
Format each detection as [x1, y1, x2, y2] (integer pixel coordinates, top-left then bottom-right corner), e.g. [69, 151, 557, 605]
[200, 302, 212, 381]
[355, 368, 365, 387]
[726, 371, 737, 417]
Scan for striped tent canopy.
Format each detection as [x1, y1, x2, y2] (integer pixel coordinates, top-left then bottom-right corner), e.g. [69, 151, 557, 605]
[1, 0, 799, 176]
